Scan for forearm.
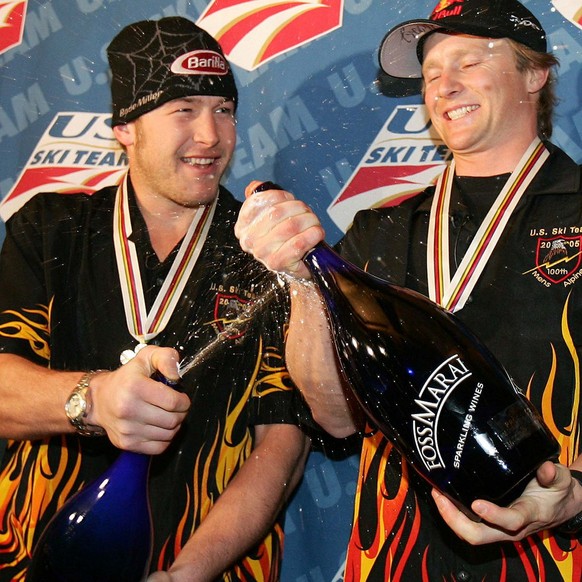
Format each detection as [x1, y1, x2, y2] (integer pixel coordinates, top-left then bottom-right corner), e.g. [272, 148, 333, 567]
[235, 184, 359, 436]
[286, 280, 359, 437]
[0, 353, 81, 439]
[164, 424, 310, 581]
[0, 349, 188, 454]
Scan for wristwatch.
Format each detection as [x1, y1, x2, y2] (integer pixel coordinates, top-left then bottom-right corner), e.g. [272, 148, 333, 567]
[65, 371, 106, 437]
[556, 470, 582, 536]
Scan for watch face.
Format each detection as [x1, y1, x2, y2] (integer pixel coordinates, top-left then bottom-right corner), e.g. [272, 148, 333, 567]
[66, 392, 85, 420]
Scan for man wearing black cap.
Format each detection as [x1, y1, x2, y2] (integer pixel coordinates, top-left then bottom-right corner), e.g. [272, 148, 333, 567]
[0, 17, 310, 581]
[235, 0, 582, 579]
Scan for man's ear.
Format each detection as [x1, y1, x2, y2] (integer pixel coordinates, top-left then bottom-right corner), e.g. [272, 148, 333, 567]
[528, 67, 550, 94]
[113, 123, 134, 147]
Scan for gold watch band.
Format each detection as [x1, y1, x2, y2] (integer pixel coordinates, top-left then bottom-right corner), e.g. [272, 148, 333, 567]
[66, 371, 107, 437]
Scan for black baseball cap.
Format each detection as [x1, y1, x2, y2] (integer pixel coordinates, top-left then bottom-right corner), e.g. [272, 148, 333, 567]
[379, 0, 548, 79]
[107, 17, 238, 126]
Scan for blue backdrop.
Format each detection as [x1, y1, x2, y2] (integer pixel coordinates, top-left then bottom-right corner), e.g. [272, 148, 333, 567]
[1, 1, 581, 580]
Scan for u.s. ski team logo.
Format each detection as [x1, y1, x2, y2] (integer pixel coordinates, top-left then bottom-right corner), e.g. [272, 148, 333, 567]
[0, 112, 126, 221]
[328, 104, 451, 232]
[211, 293, 250, 340]
[0, 1, 28, 55]
[198, 0, 343, 71]
[534, 236, 582, 284]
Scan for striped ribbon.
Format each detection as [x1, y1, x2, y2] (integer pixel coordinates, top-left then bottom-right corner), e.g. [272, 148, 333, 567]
[427, 138, 549, 312]
[113, 175, 217, 343]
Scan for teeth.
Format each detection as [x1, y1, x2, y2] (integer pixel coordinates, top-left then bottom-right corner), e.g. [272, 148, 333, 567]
[183, 157, 214, 166]
[447, 105, 479, 120]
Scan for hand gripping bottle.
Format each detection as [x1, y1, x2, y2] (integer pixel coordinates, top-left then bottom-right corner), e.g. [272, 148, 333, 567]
[25, 373, 177, 582]
[253, 182, 560, 517]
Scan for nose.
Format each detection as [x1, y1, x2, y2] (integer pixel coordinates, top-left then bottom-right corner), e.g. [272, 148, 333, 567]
[192, 110, 220, 146]
[437, 67, 463, 100]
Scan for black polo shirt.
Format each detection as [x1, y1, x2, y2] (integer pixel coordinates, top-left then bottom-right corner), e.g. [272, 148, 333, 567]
[0, 180, 308, 580]
[337, 143, 582, 581]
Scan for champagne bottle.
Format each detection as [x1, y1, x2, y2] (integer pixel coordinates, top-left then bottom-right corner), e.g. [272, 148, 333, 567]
[25, 450, 152, 582]
[253, 182, 560, 517]
[25, 372, 176, 582]
[25, 287, 277, 581]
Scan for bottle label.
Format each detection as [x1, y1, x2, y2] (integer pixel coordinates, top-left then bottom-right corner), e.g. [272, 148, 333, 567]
[488, 400, 538, 448]
[411, 354, 478, 471]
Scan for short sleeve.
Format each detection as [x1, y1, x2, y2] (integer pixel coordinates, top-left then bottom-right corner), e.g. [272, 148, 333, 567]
[0, 199, 52, 364]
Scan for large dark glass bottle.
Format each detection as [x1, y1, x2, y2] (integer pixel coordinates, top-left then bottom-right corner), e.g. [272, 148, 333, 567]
[25, 450, 152, 582]
[25, 372, 177, 582]
[301, 241, 560, 516]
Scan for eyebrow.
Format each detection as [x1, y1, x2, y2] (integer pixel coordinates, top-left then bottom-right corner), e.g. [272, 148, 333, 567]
[171, 96, 235, 106]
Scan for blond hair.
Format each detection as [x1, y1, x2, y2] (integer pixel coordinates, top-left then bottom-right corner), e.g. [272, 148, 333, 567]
[508, 39, 560, 140]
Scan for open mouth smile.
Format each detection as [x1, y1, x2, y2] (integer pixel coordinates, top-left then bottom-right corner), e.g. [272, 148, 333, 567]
[181, 157, 216, 167]
[446, 105, 479, 120]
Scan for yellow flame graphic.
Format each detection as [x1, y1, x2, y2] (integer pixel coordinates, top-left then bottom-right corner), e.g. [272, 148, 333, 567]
[0, 298, 52, 360]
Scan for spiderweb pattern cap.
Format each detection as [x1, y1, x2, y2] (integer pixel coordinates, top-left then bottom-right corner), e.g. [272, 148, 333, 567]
[107, 17, 238, 126]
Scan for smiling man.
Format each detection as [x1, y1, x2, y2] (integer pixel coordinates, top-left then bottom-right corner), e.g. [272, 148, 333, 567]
[0, 17, 310, 581]
[235, 0, 582, 580]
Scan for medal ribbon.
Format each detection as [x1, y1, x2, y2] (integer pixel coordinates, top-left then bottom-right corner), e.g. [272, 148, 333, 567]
[427, 138, 549, 312]
[113, 175, 216, 343]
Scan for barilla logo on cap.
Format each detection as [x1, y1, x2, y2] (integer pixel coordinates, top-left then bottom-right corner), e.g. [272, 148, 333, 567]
[170, 50, 229, 75]
[431, 0, 464, 20]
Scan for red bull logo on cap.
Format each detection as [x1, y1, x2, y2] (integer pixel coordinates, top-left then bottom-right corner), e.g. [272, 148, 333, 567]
[431, 0, 465, 20]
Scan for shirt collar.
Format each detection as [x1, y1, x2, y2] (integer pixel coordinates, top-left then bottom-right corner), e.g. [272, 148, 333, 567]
[416, 143, 580, 214]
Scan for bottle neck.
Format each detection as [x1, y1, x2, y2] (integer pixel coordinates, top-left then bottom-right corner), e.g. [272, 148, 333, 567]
[112, 450, 152, 482]
[303, 241, 355, 278]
